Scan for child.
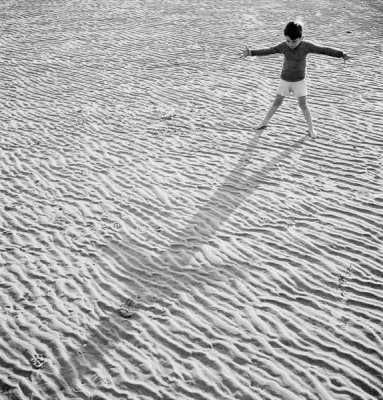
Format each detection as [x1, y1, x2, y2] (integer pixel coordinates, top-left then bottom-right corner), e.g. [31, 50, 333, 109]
[240, 19, 351, 138]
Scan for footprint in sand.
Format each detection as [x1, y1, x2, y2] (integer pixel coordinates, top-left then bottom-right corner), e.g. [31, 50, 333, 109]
[30, 353, 47, 370]
[336, 265, 354, 330]
[117, 299, 137, 319]
[337, 264, 353, 299]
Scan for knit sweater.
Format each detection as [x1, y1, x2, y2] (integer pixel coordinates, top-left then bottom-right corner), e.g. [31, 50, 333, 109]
[250, 41, 344, 82]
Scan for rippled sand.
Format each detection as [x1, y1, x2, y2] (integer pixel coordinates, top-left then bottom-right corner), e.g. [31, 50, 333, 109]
[1, 0, 383, 399]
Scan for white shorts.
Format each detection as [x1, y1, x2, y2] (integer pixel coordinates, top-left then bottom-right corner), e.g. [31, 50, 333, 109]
[277, 79, 307, 97]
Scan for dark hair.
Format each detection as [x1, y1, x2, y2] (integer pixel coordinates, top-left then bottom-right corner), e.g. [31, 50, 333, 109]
[284, 20, 304, 39]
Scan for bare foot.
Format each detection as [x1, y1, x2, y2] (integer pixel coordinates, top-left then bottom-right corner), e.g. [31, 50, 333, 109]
[256, 122, 268, 130]
[309, 129, 317, 138]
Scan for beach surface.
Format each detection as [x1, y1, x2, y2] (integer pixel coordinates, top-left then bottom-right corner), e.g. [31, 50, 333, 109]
[1, 0, 383, 399]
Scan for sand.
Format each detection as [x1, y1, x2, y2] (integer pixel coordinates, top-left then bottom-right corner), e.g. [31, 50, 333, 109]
[0, 0, 382, 399]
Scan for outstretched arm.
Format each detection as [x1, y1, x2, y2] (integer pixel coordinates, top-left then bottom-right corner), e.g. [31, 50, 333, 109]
[239, 44, 281, 59]
[309, 42, 352, 63]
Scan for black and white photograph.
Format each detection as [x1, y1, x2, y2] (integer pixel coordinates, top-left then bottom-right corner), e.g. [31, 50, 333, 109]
[0, 0, 382, 399]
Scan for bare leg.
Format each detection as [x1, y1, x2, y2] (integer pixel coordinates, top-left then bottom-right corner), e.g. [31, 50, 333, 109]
[256, 94, 285, 129]
[298, 96, 317, 138]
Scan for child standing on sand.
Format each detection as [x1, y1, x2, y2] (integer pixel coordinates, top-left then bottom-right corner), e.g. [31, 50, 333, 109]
[240, 19, 351, 138]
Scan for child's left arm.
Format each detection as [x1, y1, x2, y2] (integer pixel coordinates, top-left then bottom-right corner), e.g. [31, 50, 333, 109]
[342, 53, 353, 64]
[309, 42, 352, 64]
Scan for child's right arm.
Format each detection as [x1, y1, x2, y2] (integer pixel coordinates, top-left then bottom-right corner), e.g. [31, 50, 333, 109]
[240, 45, 251, 58]
[240, 45, 281, 59]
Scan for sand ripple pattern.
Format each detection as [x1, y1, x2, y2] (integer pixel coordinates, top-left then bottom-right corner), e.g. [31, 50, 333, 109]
[1, 0, 382, 399]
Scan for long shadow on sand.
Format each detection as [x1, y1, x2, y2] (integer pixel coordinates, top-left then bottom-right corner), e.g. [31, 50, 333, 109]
[61, 131, 307, 397]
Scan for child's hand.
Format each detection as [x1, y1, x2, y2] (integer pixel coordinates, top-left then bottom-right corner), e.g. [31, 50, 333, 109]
[239, 45, 251, 59]
[342, 53, 352, 64]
